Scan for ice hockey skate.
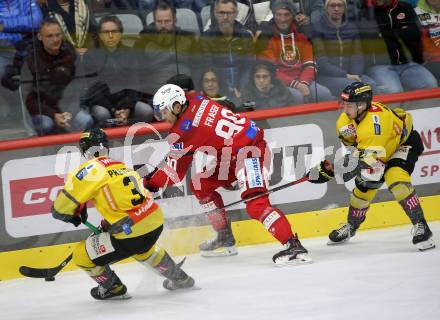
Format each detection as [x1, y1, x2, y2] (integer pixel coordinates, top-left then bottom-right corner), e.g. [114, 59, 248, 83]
[328, 223, 357, 245]
[163, 275, 195, 291]
[90, 278, 131, 300]
[412, 220, 435, 251]
[272, 234, 312, 265]
[199, 229, 238, 257]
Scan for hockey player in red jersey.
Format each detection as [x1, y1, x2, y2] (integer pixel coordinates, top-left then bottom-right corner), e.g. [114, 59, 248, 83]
[144, 83, 312, 265]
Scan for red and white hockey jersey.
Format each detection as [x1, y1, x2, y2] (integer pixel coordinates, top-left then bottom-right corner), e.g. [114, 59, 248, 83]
[148, 92, 263, 188]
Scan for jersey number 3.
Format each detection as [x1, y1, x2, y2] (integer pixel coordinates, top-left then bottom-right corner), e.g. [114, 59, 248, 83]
[123, 175, 146, 206]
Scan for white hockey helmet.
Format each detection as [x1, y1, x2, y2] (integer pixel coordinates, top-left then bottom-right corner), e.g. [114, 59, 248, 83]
[153, 84, 187, 121]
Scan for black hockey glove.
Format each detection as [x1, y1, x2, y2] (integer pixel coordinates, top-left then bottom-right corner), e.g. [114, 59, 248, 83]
[1, 65, 20, 91]
[100, 219, 111, 232]
[307, 160, 335, 184]
[69, 203, 88, 227]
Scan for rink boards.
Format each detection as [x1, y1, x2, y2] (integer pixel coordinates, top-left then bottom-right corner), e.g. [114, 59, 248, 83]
[1, 194, 439, 280]
[0, 103, 439, 280]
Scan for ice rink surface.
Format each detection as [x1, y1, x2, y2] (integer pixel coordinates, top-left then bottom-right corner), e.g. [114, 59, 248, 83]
[2, 222, 440, 320]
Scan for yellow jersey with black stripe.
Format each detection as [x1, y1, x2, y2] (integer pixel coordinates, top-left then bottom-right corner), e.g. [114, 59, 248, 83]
[336, 102, 413, 162]
[53, 156, 164, 239]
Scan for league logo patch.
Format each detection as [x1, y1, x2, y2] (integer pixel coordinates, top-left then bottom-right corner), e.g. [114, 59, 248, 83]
[372, 115, 381, 135]
[245, 121, 258, 139]
[75, 164, 94, 180]
[180, 119, 192, 131]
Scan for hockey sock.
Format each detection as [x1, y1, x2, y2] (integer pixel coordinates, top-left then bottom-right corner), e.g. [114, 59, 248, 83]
[348, 191, 371, 229]
[398, 190, 425, 225]
[347, 205, 368, 229]
[247, 195, 293, 244]
[389, 182, 425, 225]
[87, 265, 120, 289]
[135, 245, 188, 281]
[200, 191, 230, 232]
[153, 251, 188, 281]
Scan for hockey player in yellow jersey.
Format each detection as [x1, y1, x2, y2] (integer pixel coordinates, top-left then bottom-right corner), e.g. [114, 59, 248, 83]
[51, 128, 195, 300]
[309, 82, 435, 251]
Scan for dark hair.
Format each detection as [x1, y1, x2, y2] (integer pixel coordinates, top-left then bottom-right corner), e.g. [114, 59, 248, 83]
[153, 0, 177, 19]
[167, 74, 194, 91]
[98, 15, 124, 34]
[252, 60, 276, 78]
[214, 0, 238, 8]
[39, 17, 60, 32]
[199, 69, 219, 88]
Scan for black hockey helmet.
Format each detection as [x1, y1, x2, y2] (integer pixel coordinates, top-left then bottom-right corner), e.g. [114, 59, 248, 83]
[340, 82, 373, 105]
[79, 127, 109, 158]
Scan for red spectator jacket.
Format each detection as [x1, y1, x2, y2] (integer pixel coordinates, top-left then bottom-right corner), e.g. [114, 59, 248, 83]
[256, 20, 316, 89]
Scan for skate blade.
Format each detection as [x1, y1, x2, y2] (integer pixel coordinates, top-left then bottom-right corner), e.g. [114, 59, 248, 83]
[415, 238, 436, 251]
[200, 246, 238, 258]
[274, 253, 313, 266]
[167, 285, 202, 291]
[105, 293, 132, 300]
[327, 238, 351, 246]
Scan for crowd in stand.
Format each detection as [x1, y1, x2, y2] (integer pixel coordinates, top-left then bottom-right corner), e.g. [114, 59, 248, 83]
[1, 0, 440, 137]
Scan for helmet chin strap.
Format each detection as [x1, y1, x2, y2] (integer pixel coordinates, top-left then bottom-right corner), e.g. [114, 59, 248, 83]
[355, 102, 369, 122]
[171, 109, 180, 118]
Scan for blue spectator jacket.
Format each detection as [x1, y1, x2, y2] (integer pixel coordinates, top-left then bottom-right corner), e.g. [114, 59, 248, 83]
[313, 14, 365, 77]
[0, 0, 42, 47]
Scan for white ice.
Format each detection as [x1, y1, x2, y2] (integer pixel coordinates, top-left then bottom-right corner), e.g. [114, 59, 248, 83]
[2, 222, 440, 320]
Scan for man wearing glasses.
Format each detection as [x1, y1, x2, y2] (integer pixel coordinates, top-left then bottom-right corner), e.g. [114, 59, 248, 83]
[198, 0, 255, 101]
[81, 15, 154, 127]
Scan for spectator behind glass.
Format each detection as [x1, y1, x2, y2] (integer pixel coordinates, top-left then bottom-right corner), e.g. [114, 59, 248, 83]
[415, 0, 440, 81]
[198, 0, 255, 101]
[93, 0, 139, 10]
[40, 0, 97, 56]
[258, 0, 324, 38]
[0, 0, 42, 122]
[240, 60, 301, 110]
[200, 69, 237, 111]
[134, 1, 197, 95]
[24, 18, 93, 135]
[255, 0, 333, 103]
[81, 15, 154, 127]
[139, 0, 208, 13]
[312, 0, 377, 96]
[365, 0, 437, 93]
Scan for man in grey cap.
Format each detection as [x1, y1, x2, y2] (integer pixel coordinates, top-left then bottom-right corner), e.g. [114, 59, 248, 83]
[269, 0, 324, 35]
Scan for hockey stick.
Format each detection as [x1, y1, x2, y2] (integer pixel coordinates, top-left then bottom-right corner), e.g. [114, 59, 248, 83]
[19, 221, 100, 279]
[220, 175, 309, 211]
